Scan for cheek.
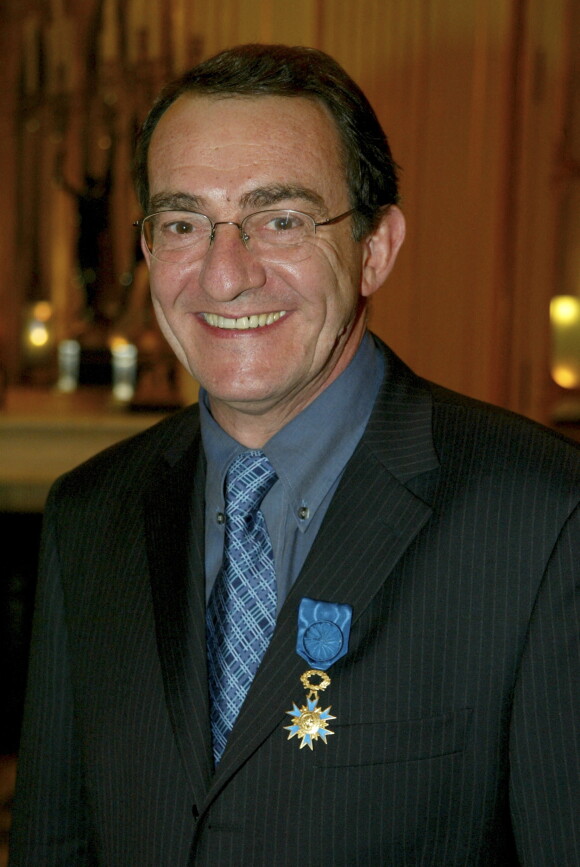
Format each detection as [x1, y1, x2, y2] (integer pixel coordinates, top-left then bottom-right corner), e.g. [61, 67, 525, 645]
[314, 264, 361, 328]
[304, 241, 363, 305]
[150, 291, 168, 323]
[282, 259, 341, 311]
[149, 266, 171, 303]
[149, 264, 192, 311]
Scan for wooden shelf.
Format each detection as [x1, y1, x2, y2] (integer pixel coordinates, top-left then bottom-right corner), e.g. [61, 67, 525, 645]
[0, 387, 167, 512]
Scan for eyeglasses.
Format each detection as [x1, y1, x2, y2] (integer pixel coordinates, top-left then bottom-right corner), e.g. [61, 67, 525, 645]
[134, 207, 356, 264]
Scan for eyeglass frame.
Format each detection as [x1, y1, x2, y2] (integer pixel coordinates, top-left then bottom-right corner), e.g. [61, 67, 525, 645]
[133, 206, 357, 263]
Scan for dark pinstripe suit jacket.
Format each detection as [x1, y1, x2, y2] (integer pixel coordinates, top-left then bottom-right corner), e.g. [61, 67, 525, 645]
[10, 339, 580, 866]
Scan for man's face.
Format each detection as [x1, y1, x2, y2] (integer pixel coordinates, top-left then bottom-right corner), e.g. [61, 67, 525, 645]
[145, 94, 392, 432]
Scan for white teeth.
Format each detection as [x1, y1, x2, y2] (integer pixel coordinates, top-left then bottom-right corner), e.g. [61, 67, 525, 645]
[203, 311, 287, 330]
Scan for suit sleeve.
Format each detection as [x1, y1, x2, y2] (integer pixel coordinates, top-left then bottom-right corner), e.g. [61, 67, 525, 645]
[9, 486, 96, 866]
[509, 501, 580, 865]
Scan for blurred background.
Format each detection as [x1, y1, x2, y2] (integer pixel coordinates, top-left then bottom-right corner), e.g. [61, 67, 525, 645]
[0, 0, 579, 859]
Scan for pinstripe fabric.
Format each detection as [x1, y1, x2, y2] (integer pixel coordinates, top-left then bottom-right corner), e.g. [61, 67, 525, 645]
[10, 338, 580, 866]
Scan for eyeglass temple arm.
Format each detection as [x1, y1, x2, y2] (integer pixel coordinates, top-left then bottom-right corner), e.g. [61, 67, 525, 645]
[316, 208, 357, 227]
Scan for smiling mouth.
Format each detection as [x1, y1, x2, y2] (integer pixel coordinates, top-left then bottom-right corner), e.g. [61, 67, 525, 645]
[201, 311, 287, 330]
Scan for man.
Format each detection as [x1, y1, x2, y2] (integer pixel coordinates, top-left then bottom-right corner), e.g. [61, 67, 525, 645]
[10, 44, 580, 866]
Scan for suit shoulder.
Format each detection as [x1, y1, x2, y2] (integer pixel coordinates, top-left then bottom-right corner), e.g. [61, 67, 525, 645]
[426, 379, 580, 486]
[371, 336, 580, 485]
[49, 403, 201, 504]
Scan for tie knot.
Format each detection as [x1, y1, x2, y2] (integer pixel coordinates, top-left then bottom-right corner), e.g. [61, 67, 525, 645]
[225, 451, 277, 516]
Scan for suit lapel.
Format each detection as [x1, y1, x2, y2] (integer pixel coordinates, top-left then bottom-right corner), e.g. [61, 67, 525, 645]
[204, 343, 440, 806]
[143, 411, 214, 808]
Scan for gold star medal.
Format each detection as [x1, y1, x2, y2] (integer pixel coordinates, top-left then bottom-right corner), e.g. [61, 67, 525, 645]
[283, 598, 352, 751]
[284, 669, 336, 749]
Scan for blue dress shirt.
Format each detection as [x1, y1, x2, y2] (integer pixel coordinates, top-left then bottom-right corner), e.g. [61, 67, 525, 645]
[200, 332, 385, 612]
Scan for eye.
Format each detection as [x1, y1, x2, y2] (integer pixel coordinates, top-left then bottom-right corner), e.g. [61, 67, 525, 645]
[154, 212, 208, 240]
[168, 220, 194, 235]
[264, 212, 306, 232]
[163, 218, 203, 236]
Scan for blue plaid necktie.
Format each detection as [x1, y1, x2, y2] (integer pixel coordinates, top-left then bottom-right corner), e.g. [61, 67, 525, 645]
[206, 451, 278, 764]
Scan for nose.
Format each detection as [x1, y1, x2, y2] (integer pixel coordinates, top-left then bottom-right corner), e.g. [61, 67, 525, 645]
[209, 221, 248, 246]
[199, 222, 266, 300]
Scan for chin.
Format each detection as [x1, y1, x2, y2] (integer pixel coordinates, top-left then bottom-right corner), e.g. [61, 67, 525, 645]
[191, 355, 283, 394]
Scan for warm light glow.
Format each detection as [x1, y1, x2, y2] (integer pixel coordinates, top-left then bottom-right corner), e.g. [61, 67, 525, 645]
[111, 341, 138, 402]
[551, 365, 580, 389]
[109, 334, 129, 350]
[32, 301, 53, 322]
[28, 323, 49, 347]
[550, 295, 580, 326]
[551, 295, 580, 389]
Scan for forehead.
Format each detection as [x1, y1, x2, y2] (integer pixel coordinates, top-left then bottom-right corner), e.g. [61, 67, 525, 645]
[147, 93, 348, 207]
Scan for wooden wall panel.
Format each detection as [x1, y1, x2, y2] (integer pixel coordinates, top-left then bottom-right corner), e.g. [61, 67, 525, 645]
[316, 1, 517, 404]
[0, 3, 20, 381]
[505, 0, 573, 421]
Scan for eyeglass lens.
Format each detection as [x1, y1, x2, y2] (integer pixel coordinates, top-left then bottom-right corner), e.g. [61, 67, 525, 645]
[142, 209, 318, 264]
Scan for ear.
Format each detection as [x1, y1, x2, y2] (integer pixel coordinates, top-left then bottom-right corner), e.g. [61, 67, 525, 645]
[360, 206, 406, 298]
[141, 233, 152, 268]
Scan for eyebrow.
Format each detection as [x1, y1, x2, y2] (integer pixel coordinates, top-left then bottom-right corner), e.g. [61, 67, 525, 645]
[239, 184, 326, 211]
[148, 184, 327, 215]
[149, 192, 204, 212]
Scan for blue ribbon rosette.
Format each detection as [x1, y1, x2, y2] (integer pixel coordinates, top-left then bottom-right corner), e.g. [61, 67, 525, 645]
[296, 597, 353, 670]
